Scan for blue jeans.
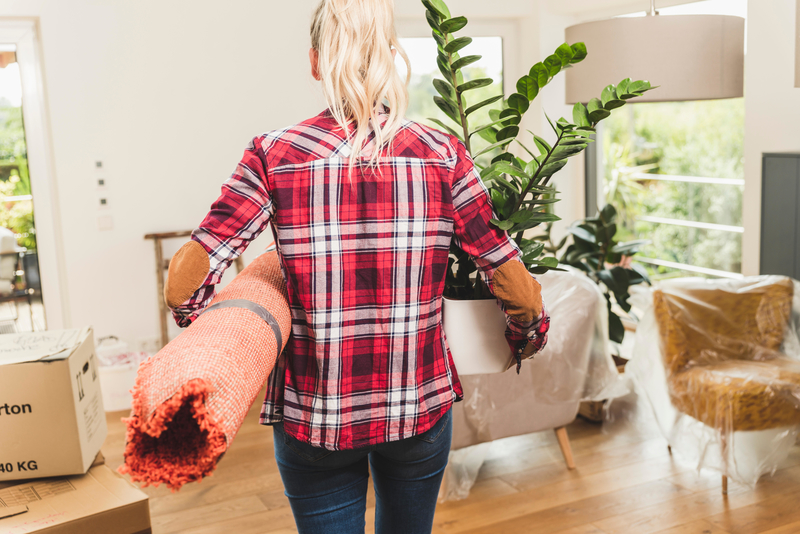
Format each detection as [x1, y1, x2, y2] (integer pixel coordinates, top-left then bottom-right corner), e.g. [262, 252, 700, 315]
[272, 409, 452, 534]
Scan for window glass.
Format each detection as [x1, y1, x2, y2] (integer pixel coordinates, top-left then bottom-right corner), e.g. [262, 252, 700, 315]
[601, 99, 745, 278]
[398, 36, 504, 165]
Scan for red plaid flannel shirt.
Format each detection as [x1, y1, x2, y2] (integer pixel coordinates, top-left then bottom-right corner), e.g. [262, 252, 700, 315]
[171, 109, 550, 450]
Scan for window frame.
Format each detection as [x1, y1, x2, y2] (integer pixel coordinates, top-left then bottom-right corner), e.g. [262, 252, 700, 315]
[395, 18, 521, 99]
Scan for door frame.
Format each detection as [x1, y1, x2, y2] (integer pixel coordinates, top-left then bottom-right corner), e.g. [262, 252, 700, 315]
[0, 19, 69, 329]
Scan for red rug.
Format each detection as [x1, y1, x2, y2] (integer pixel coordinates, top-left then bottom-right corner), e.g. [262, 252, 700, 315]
[119, 250, 291, 491]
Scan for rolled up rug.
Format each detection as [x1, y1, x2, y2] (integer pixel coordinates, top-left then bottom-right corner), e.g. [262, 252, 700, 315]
[118, 250, 291, 491]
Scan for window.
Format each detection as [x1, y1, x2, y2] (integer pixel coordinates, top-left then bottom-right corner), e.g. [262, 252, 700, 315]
[398, 36, 504, 165]
[592, 0, 747, 280]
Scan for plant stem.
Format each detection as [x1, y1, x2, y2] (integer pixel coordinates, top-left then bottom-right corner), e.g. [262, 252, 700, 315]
[444, 34, 471, 153]
[511, 129, 565, 214]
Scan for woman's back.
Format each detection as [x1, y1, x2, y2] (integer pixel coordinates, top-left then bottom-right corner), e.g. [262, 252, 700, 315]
[183, 107, 539, 450]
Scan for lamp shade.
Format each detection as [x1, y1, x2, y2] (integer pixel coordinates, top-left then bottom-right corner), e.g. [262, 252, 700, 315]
[565, 15, 745, 103]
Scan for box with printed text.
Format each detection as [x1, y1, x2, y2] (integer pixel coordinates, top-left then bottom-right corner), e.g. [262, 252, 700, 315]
[0, 328, 107, 482]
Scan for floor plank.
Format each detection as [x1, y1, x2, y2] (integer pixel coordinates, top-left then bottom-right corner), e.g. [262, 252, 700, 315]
[102, 394, 800, 534]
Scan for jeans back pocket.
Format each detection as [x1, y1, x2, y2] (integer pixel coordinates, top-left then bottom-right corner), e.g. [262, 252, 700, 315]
[413, 409, 451, 444]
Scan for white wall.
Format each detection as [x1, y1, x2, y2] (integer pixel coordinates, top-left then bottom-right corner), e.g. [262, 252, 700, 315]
[0, 0, 753, 349]
[742, 0, 800, 276]
[0, 0, 326, 349]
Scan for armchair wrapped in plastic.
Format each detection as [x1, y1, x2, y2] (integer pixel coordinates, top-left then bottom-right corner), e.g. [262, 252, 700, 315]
[628, 276, 800, 489]
[441, 267, 628, 500]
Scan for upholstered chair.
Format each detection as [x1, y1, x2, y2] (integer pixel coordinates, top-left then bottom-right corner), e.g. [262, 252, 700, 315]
[652, 276, 800, 493]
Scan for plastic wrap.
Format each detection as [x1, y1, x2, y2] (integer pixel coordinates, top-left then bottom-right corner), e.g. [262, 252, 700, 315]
[441, 267, 628, 500]
[628, 276, 800, 487]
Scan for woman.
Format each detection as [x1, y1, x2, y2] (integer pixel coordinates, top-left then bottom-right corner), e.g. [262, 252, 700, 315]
[169, 0, 550, 532]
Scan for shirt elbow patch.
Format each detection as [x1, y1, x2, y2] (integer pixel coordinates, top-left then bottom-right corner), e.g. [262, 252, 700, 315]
[164, 240, 211, 308]
[492, 260, 543, 323]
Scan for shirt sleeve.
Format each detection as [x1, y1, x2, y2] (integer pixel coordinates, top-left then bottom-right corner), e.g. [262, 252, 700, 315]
[170, 136, 275, 327]
[449, 139, 550, 358]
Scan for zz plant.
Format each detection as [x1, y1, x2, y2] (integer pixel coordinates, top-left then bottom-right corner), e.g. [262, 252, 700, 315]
[421, 0, 657, 299]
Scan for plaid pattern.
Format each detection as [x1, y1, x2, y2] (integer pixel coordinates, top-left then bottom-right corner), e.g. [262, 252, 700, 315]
[171, 109, 550, 450]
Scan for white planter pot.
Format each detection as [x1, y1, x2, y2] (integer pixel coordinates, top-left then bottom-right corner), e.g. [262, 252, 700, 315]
[442, 297, 514, 375]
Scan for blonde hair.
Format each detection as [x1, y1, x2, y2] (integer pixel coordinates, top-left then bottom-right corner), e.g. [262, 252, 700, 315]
[311, 0, 410, 168]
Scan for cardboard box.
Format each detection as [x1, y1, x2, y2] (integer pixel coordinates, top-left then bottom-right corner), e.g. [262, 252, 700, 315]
[0, 328, 107, 481]
[0, 462, 151, 533]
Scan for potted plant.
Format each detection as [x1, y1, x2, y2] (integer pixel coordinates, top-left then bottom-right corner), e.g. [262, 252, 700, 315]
[558, 204, 650, 350]
[420, 0, 657, 373]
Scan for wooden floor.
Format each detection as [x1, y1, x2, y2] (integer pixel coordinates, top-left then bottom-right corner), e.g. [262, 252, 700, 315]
[102, 392, 800, 534]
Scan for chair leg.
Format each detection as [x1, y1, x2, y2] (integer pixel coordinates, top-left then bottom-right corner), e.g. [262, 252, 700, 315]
[720, 430, 730, 495]
[554, 426, 576, 470]
[667, 445, 672, 455]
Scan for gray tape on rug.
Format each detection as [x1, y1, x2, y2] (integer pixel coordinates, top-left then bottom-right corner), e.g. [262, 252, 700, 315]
[202, 299, 283, 349]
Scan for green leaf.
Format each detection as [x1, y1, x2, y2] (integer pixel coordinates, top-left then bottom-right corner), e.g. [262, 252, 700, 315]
[570, 42, 587, 63]
[457, 78, 493, 92]
[551, 143, 587, 160]
[444, 36, 473, 54]
[601, 85, 626, 110]
[628, 80, 652, 93]
[434, 96, 460, 124]
[599, 204, 618, 225]
[492, 161, 529, 179]
[571, 128, 596, 138]
[600, 85, 618, 107]
[433, 78, 455, 101]
[556, 117, 574, 131]
[474, 138, 514, 158]
[508, 93, 530, 114]
[426, 10, 441, 31]
[538, 159, 569, 178]
[544, 55, 562, 77]
[516, 75, 539, 101]
[617, 78, 631, 96]
[587, 97, 611, 122]
[437, 56, 451, 80]
[538, 256, 560, 268]
[440, 16, 468, 34]
[611, 239, 650, 255]
[488, 109, 502, 122]
[510, 212, 561, 233]
[608, 312, 625, 343]
[492, 152, 517, 165]
[432, 31, 447, 49]
[509, 210, 535, 224]
[451, 55, 482, 71]
[572, 103, 591, 128]
[469, 117, 507, 137]
[496, 125, 520, 142]
[555, 43, 574, 65]
[532, 135, 551, 158]
[477, 126, 498, 144]
[465, 95, 503, 116]
[529, 63, 549, 87]
[427, 118, 462, 140]
[490, 219, 514, 231]
[521, 243, 546, 263]
[499, 108, 521, 126]
[421, 0, 450, 20]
